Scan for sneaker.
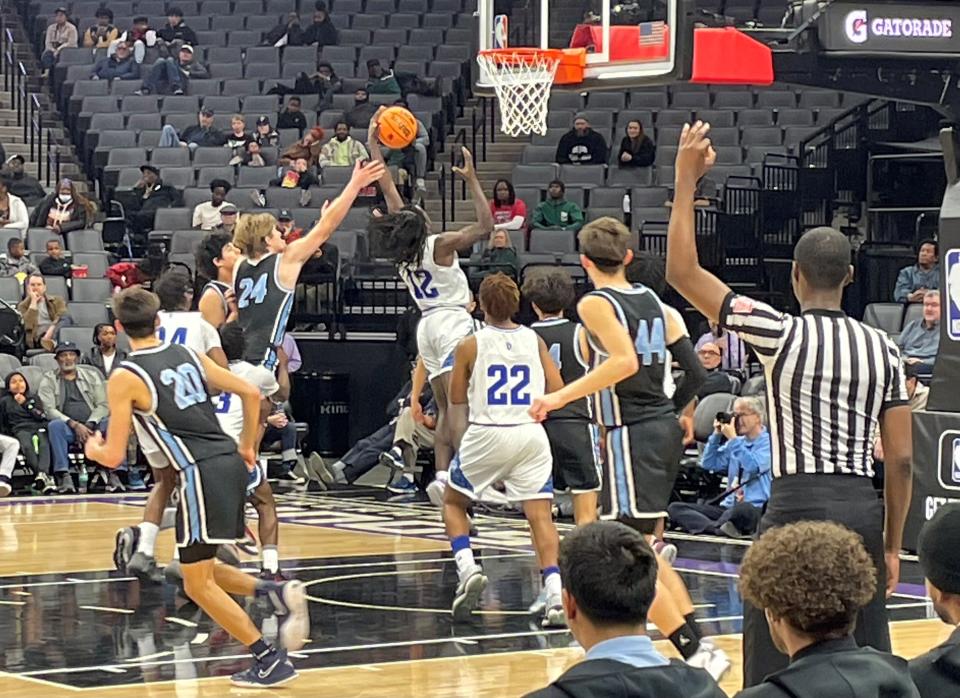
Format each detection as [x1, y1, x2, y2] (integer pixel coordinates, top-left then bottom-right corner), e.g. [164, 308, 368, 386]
[228, 155, 243, 166]
[415, 177, 426, 191]
[126, 469, 147, 492]
[250, 190, 266, 208]
[718, 521, 750, 539]
[527, 586, 548, 615]
[306, 452, 334, 484]
[237, 525, 259, 556]
[686, 640, 732, 682]
[113, 525, 140, 571]
[87, 469, 107, 492]
[386, 476, 417, 495]
[0, 475, 10, 497]
[275, 467, 303, 484]
[426, 477, 447, 508]
[652, 539, 677, 564]
[230, 648, 297, 687]
[451, 567, 487, 622]
[163, 559, 184, 591]
[127, 551, 163, 584]
[106, 471, 126, 493]
[378, 446, 405, 472]
[541, 594, 566, 628]
[173, 87, 184, 96]
[57, 472, 76, 494]
[263, 580, 310, 650]
[305, 479, 326, 493]
[133, 88, 145, 96]
[298, 189, 311, 207]
[35, 472, 56, 495]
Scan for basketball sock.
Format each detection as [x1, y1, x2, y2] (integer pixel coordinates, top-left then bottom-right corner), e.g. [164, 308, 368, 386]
[330, 461, 348, 484]
[668, 623, 701, 660]
[249, 638, 278, 662]
[542, 566, 561, 598]
[172, 546, 180, 561]
[262, 546, 279, 573]
[451, 535, 476, 577]
[435, 470, 449, 484]
[137, 522, 159, 556]
[683, 612, 702, 641]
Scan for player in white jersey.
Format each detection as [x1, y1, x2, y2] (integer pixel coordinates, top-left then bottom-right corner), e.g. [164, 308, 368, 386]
[367, 111, 494, 506]
[443, 274, 566, 627]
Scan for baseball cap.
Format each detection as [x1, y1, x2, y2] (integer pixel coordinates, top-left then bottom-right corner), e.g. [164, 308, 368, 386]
[54, 341, 80, 357]
[200, 107, 214, 117]
[256, 115, 271, 126]
[180, 44, 194, 54]
[140, 164, 160, 175]
[5, 154, 24, 165]
[220, 203, 239, 214]
[277, 209, 293, 221]
[54, 6, 68, 13]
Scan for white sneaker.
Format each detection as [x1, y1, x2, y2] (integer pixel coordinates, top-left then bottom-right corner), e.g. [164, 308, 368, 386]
[686, 640, 731, 682]
[528, 586, 548, 615]
[426, 478, 447, 507]
[452, 566, 487, 622]
[541, 594, 566, 628]
[415, 177, 426, 191]
[652, 539, 678, 564]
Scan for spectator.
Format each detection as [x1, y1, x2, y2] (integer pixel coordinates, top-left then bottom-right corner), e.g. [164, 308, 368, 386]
[38, 239, 72, 278]
[667, 396, 771, 538]
[280, 127, 324, 168]
[873, 363, 928, 464]
[255, 115, 279, 147]
[263, 13, 303, 47]
[41, 7, 78, 73]
[319, 121, 369, 169]
[40, 341, 135, 493]
[192, 179, 231, 230]
[137, 44, 208, 96]
[894, 239, 939, 303]
[83, 323, 128, 377]
[157, 6, 198, 48]
[555, 113, 608, 165]
[277, 96, 307, 136]
[1, 238, 37, 277]
[346, 88, 378, 129]
[91, 40, 139, 80]
[524, 522, 726, 698]
[126, 164, 181, 235]
[216, 203, 239, 235]
[243, 140, 266, 167]
[116, 16, 156, 64]
[17, 273, 71, 352]
[311, 62, 342, 109]
[276, 210, 304, 242]
[30, 178, 96, 234]
[0, 371, 53, 494]
[910, 503, 960, 697]
[475, 229, 519, 280]
[302, 5, 338, 47]
[379, 99, 429, 191]
[226, 114, 255, 164]
[489, 179, 527, 231]
[898, 289, 940, 372]
[532, 180, 584, 232]
[618, 119, 655, 168]
[82, 7, 118, 49]
[734, 521, 918, 698]
[159, 108, 226, 150]
[365, 59, 401, 95]
[3, 155, 45, 205]
[696, 322, 747, 373]
[696, 342, 739, 398]
[0, 177, 29, 231]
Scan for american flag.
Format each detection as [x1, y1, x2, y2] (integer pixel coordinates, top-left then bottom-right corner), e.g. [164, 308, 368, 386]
[638, 20, 666, 46]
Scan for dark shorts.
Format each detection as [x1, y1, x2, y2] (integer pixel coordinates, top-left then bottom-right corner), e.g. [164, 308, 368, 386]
[175, 452, 247, 548]
[543, 419, 602, 493]
[599, 416, 684, 521]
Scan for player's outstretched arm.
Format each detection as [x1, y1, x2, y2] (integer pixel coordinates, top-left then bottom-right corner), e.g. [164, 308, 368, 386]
[433, 148, 495, 264]
[664, 122, 731, 325]
[529, 296, 638, 421]
[83, 371, 139, 468]
[367, 109, 405, 214]
[199, 353, 261, 468]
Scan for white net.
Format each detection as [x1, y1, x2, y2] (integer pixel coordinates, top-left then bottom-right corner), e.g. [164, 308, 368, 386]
[477, 50, 562, 138]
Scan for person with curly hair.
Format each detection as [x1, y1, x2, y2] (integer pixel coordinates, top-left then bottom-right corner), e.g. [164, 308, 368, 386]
[734, 521, 919, 698]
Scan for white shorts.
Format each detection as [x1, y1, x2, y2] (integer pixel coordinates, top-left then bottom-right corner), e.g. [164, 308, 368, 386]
[449, 423, 554, 502]
[417, 307, 475, 380]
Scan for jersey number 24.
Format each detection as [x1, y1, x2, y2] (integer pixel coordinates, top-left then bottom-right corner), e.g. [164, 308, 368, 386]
[238, 273, 268, 308]
[487, 364, 530, 406]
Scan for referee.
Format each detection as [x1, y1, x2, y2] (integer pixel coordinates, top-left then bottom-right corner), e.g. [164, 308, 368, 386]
[664, 123, 913, 687]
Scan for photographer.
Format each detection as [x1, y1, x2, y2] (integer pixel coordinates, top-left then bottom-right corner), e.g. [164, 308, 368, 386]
[667, 396, 771, 538]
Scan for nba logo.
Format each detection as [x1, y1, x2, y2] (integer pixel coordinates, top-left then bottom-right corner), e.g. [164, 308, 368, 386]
[494, 14, 508, 49]
[937, 431, 960, 491]
[946, 248, 960, 341]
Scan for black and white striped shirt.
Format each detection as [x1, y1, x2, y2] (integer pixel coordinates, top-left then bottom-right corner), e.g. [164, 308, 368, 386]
[721, 292, 909, 479]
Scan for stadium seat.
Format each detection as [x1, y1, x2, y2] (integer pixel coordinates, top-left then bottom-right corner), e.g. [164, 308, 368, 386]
[68, 301, 110, 327]
[862, 302, 904, 335]
[528, 229, 575, 254]
[72, 253, 110, 278]
[71, 278, 113, 302]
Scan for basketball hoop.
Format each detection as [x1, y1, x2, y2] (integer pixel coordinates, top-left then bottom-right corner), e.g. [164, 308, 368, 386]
[477, 48, 565, 137]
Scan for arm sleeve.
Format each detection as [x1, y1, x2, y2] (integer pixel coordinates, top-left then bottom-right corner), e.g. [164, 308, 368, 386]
[893, 267, 911, 302]
[192, 204, 202, 227]
[701, 433, 728, 473]
[568, 203, 585, 225]
[668, 335, 707, 411]
[555, 135, 571, 164]
[532, 204, 546, 228]
[728, 435, 771, 478]
[636, 138, 655, 167]
[719, 291, 790, 363]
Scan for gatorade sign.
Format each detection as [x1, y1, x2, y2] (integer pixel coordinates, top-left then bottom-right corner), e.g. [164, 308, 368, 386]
[820, 3, 960, 52]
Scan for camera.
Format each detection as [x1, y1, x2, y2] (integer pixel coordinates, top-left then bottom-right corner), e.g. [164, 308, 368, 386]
[715, 411, 733, 423]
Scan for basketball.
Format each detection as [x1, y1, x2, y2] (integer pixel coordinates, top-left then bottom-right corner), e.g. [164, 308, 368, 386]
[377, 106, 418, 149]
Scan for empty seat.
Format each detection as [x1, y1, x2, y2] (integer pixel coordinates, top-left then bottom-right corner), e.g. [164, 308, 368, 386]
[154, 209, 194, 230]
[520, 145, 557, 165]
[27, 229, 61, 251]
[42, 276, 69, 300]
[713, 91, 754, 109]
[655, 110, 692, 126]
[0, 277, 22, 302]
[799, 90, 841, 108]
[106, 147, 149, 168]
[192, 147, 232, 167]
[171, 230, 205, 254]
[589, 187, 627, 208]
[756, 90, 797, 108]
[558, 164, 606, 189]
[672, 92, 711, 108]
[630, 90, 668, 109]
[777, 108, 814, 126]
[238, 168, 276, 188]
[738, 109, 775, 126]
[161, 167, 197, 188]
[65, 229, 105, 252]
[161, 95, 200, 114]
[862, 302, 904, 335]
[693, 109, 735, 127]
[197, 167, 235, 187]
[528, 229, 575, 254]
[151, 148, 191, 167]
[512, 164, 559, 188]
[29, 353, 59, 371]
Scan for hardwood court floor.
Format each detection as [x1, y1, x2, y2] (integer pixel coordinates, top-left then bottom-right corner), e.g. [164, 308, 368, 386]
[0, 490, 947, 698]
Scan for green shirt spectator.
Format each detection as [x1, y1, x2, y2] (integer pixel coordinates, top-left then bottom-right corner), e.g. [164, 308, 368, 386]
[532, 180, 585, 232]
[365, 59, 401, 95]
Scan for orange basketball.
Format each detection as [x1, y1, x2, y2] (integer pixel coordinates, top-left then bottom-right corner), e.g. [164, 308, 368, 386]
[377, 106, 418, 149]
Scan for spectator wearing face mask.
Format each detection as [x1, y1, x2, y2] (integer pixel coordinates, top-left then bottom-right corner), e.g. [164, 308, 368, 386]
[346, 88, 378, 129]
[30, 178, 96, 235]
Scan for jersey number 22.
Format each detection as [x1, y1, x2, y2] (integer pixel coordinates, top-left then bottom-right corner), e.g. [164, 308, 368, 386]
[487, 364, 531, 406]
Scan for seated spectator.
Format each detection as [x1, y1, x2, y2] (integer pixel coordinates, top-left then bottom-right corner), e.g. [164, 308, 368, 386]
[696, 342, 739, 398]
[17, 273, 71, 352]
[270, 157, 320, 193]
[734, 521, 918, 698]
[159, 108, 226, 150]
[280, 128, 324, 168]
[115, 16, 156, 64]
[873, 362, 929, 466]
[556, 113, 608, 165]
[346, 88, 378, 129]
[365, 59, 401, 95]
[524, 522, 726, 698]
[193, 178, 231, 230]
[379, 99, 429, 191]
[3, 155, 45, 205]
[532, 180, 584, 232]
[667, 396, 771, 538]
[0, 370, 52, 494]
[91, 40, 139, 81]
[263, 12, 303, 47]
[475, 229, 519, 280]
[226, 114, 255, 164]
[696, 322, 747, 373]
[40, 341, 135, 493]
[83, 323, 127, 376]
[302, 5, 338, 47]
[311, 62, 342, 109]
[40, 8, 78, 73]
[0, 177, 29, 231]
[898, 290, 939, 372]
[157, 7, 197, 48]
[216, 203, 239, 235]
[137, 44, 208, 96]
[277, 96, 307, 136]
[319, 121, 369, 169]
[618, 119, 655, 168]
[895, 238, 939, 303]
[489, 179, 527, 231]
[125, 164, 181, 235]
[255, 115, 279, 147]
[30, 178, 95, 234]
[1, 237, 37, 277]
[910, 503, 960, 697]
[38, 239, 72, 278]
[83, 7, 118, 49]
[276, 209, 304, 242]
[243, 140, 266, 167]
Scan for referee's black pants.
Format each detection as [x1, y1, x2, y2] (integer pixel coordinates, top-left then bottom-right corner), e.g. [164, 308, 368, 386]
[742, 474, 889, 687]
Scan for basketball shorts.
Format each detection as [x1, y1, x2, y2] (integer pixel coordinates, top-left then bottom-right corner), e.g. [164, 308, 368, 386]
[543, 419, 602, 493]
[416, 307, 475, 380]
[600, 416, 684, 521]
[175, 452, 247, 547]
[449, 423, 553, 502]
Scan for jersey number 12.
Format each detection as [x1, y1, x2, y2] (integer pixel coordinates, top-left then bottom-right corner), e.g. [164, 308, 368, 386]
[405, 269, 438, 300]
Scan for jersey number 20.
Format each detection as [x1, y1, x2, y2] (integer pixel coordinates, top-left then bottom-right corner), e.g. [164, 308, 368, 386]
[238, 274, 268, 308]
[487, 364, 531, 406]
[160, 363, 208, 409]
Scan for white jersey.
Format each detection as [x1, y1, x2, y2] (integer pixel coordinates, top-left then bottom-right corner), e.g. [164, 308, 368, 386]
[157, 311, 221, 358]
[214, 361, 279, 443]
[399, 234, 471, 311]
[468, 325, 544, 427]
